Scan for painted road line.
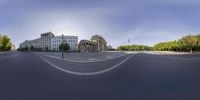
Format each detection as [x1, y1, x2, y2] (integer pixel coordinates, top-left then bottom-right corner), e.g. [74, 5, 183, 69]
[106, 56, 112, 59]
[88, 58, 96, 61]
[37, 54, 134, 76]
[35, 52, 130, 63]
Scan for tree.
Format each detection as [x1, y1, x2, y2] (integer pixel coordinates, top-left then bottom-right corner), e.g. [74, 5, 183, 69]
[177, 35, 197, 52]
[0, 35, 12, 51]
[196, 34, 200, 50]
[0, 35, 2, 50]
[59, 43, 70, 51]
[117, 46, 126, 51]
[117, 45, 153, 51]
[154, 41, 178, 51]
[30, 45, 34, 51]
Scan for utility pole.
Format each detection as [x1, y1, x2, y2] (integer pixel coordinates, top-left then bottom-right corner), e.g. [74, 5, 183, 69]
[61, 34, 64, 59]
[128, 39, 130, 45]
[98, 40, 99, 52]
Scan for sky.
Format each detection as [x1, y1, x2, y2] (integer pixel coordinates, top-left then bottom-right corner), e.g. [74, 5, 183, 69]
[1, 0, 200, 48]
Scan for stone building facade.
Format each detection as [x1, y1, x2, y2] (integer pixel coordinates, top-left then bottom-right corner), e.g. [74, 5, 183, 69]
[78, 35, 107, 52]
[78, 40, 98, 52]
[91, 35, 107, 51]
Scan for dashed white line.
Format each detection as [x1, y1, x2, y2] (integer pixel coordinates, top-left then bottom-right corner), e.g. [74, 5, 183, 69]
[37, 54, 134, 76]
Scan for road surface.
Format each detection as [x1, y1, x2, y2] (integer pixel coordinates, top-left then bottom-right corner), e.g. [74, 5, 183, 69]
[0, 52, 200, 100]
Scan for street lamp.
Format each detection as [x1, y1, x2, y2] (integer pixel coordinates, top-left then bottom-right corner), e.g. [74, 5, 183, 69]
[61, 34, 64, 59]
[98, 41, 99, 52]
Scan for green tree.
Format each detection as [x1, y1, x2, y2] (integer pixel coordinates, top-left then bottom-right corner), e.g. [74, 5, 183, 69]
[177, 35, 197, 52]
[196, 34, 200, 50]
[117, 45, 153, 51]
[154, 41, 178, 51]
[30, 45, 34, 51]
[59, 43, 70, 51]
[0, 35, 12, 51]
[0, 35, 2, 50]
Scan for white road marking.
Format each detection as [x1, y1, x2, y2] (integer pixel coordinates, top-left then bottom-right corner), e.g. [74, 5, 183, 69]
[88, 58, 96, 61]
[106, 56, 112, 59]
[37, 54, 134, 76]
[35, 52, 130, 63]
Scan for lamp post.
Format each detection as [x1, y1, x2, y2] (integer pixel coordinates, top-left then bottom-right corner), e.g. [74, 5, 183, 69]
[98, 41, 99, 52]
[61, 34, 64, 59]
[128, 39, 130, 45]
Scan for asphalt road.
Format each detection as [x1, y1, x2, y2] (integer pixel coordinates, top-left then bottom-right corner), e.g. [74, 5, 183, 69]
[36, 52, 128, 62]
[0, 52, 200, 100]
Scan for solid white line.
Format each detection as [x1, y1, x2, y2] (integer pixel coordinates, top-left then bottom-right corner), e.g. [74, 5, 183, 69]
[37, 54, 134, 76]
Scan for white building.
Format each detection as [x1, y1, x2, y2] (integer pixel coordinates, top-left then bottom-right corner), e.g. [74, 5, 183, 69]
[19, 38, 41, 50]
[20, 40, 32, 49]
[30, 38, 41, 49]
[51, 35, 78, 51]
[40, 32, 55, 51]
[19, 32, 78, 51]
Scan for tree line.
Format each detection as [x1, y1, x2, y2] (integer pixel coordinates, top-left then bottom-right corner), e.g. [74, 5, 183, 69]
[154, 41, 178, 51]
[0, 34, 12, 51]
[117, 45, 153, 51]
[154, 34, 200, 52]
[118, 34, 200, 52]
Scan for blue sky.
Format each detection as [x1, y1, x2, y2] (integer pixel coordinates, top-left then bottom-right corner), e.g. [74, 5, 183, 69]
[1, 0, 200, 48]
